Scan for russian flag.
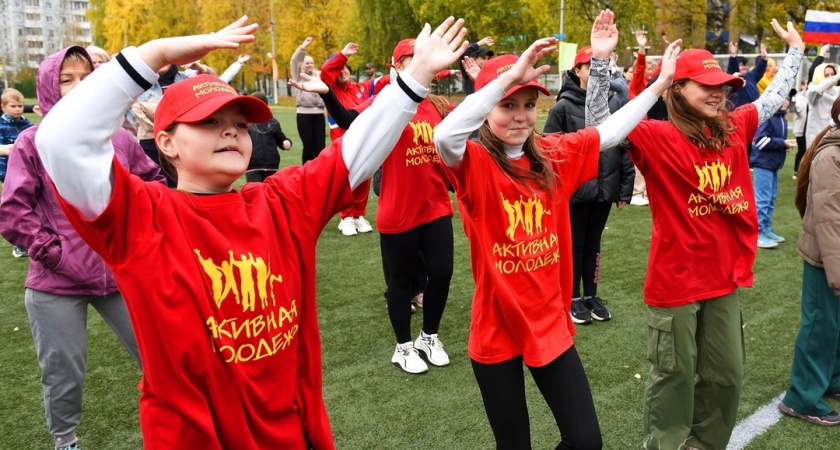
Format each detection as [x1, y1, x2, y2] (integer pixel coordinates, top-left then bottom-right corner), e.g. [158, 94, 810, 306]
[804, 10, 840, 44]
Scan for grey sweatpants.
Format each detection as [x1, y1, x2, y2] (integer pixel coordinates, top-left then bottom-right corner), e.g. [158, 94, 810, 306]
[25, 288, 141, 449]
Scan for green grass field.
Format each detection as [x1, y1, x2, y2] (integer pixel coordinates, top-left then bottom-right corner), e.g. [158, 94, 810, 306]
[0, 106, 836, 449]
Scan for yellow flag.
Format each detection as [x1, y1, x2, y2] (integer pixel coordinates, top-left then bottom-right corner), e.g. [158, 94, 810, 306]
[558, 42, 578, 72]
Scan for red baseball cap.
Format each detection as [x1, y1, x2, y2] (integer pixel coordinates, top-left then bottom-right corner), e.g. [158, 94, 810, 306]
[673, 49, 745, 88]
[474, 54, 551, 98]
[574, 46, 593, 68]
[153, 74, 273, 136]
[392, 38, 416, 63]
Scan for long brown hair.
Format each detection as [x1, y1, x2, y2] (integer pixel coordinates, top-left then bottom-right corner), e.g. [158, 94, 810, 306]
[666, 80, 736, 152]
[477, 124, 558, 196]
[795, 96, 840, 217]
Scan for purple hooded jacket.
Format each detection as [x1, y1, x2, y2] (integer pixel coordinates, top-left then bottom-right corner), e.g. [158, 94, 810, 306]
[0, 46, 165, 296]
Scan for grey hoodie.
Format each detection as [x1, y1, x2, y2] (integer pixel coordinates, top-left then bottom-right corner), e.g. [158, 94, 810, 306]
[0, 46, 165, 295]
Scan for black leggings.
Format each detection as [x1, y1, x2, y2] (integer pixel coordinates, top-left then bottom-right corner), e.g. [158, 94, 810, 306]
[297, 113, 326, 165]
[471, 347, 602, 450]
[569, 202, 612, 299]
[794, 135, 807, 175]
[380, 216, 453, 343]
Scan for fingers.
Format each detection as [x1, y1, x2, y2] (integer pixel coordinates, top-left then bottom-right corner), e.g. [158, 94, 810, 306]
[217, 15, 249, 33]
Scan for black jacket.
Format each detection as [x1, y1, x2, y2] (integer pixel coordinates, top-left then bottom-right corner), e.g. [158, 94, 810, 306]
[247, 118, 290, 170]
[543, 70, 634, 204]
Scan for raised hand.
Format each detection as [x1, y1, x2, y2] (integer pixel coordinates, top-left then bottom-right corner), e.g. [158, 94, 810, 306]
[771, 19, 805, 51]
[462, 56, 480, 81]
[341, 43, 359, 57]
[729, 41, 738, 56]
[636, 29, 648, 49]
[591, 9, 618, 58]
[496, 37, 558, 91]
[406, 17, 469, 87]
[137, 16, 257, 72]
[821, 43, 830, 57]
[760, 43, 767, 59]
[302, 37, 313, 48]
[650, 38, 682, 96]
[237, 54, 250, 64]
[288, 72, 329, 94]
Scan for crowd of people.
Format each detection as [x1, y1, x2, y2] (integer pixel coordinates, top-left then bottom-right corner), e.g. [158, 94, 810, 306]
[1, 9, 839, 450]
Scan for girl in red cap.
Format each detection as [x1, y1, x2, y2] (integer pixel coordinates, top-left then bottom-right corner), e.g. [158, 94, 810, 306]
[587, 18, 804, 450]
[293, 37, 458, 375]
[32, 15, 468, 449]
[434, 10, 680, 449]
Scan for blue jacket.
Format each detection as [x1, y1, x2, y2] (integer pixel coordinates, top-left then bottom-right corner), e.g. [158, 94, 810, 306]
[749, 108, 788, 171]
[727, 56, 767, 110]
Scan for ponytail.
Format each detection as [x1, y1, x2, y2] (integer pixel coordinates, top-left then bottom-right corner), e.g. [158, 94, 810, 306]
[795, 96, 840, 217]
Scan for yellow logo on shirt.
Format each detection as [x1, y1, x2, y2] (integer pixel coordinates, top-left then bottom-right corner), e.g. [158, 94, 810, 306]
[195, 249, 298, 364]
[688, 159, 750, 218]
[492, 193, 559, 274]
[404, 120, 440, 166]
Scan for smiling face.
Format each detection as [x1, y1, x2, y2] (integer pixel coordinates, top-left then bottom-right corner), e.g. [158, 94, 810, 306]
[676, 80, 725, 119]
[486, 88, 538, 146]
[156, 103, 252, 193]
[303, 56, 315, 74]
[338, 66, 352, 84]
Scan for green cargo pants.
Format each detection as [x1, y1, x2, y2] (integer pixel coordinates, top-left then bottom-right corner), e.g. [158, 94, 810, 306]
[642, 292, 745, 450]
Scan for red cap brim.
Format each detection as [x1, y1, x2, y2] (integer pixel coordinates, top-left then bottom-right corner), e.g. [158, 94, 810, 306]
[505, 80, 551, 98]
[689, 72, 745, 89]
[176, 95, 273, 126]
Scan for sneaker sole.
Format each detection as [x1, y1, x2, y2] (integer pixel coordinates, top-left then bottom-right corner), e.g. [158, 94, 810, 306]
[570, 316, 593, 325]
[590, 313, 612, 322]
[778, 403, 840, 426]
[415, 347, 450, 367]
[391, 360, 428, 374]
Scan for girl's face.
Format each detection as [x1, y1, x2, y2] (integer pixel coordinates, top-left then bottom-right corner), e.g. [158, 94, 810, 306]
[90, 53, 108, 69]
[826, 65, 836, 78]
[160, 103, 251, 192]
[394, 56, 413, 74]
[59, 60, 91, 98]
[677, 80, 725, 120]
[486, 88, 538, 146]
[303, 56, 315, 74]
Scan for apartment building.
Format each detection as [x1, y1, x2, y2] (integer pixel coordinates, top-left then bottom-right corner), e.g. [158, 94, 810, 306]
[1, 0, 92, 75]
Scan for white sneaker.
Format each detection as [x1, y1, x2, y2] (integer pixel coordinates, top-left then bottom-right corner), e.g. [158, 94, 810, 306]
[391, 342, 428, 374]
[353, 216, 373, 233]
[414, 333, 450, 367]
[630, 195, 649, 206]
[338, 217, 358, 236]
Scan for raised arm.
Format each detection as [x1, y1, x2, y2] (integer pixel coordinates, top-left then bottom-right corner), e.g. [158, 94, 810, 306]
[753, 20, 805, 124]
[585, 9, 619, 128]
[36, 16, 258, 218]
[342, 18, 468, 188]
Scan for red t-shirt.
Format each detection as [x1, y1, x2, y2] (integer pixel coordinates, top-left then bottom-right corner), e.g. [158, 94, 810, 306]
[443, 129, 600, 366]
[57, 145, 363, 449]
[320, 53, 372, 140]
[626, 105, 759, 307]
[376, 99, 453, 233]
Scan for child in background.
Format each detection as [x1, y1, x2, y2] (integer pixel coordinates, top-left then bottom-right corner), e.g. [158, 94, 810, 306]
[434, 10, 680, 448]
[245, 91, 291, 182]
[0, 46, 164, 450]
[783, 95, 840, 427]
[751, 89, 797, 249]
[0, 87, 35, 258]
[33, 17, 467, 448]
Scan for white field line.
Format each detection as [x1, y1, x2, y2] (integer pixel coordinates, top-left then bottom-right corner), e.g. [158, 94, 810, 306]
[726, 392, 786, 450]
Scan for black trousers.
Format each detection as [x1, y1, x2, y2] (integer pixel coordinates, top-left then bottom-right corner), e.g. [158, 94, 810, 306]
[297, 113, 326, 165]
[471, 347, 602, 450]
[379, 216, 453, 343]
[794, 135, 807, 175]
[569, 202, 612, 299]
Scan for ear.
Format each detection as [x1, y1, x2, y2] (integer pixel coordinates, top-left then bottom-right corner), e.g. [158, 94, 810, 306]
[155, 130, 178, 160]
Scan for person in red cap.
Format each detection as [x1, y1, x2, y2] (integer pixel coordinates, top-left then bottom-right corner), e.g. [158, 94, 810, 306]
[434, 10, 681, 449]
[292, 37, 457, 375]
[587, 18, 805, 450]
[33, 15, 468, 449]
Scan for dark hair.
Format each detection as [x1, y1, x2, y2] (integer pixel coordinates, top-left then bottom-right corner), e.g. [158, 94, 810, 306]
[665, 80, 735, 152]
[795, 96, 840, 217]
[738, 56, 748, 66]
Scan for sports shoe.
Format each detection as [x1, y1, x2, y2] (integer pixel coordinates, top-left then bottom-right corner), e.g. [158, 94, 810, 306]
[58, 443, 81, 450]
[757, 234, 779, 249]
[763, 229, 785, 243]
[11, 246, 28, 258]
[391, 342, 428, 374]
[411, 292, 424, 309]
[778, 402, 840, 426]
[337, 217, 358, 236]
[630, 195, 649, 206]
[415, 333, 450, 367]
[570, 300, 593, 325]
[584, 296, 612, 321]
[793, 174, 797, 180]
[353, 216, 373, 233]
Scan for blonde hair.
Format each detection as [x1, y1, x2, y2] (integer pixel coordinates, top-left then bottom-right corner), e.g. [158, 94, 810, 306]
[1, 87, 24, 105]
[85, 45, 110, 64]
[63, 49, 92, 71]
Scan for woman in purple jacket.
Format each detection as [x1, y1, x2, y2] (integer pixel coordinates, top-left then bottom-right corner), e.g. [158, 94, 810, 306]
[0, 46, 165, 450]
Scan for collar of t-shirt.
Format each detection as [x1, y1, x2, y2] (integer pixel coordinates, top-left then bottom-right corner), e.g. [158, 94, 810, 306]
[504, 143, 524, 159]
